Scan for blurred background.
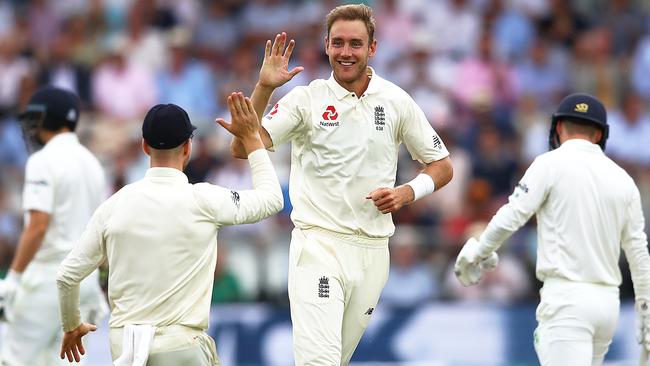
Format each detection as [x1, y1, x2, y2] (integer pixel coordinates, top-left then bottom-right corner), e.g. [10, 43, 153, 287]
[0, 0, 649, 364]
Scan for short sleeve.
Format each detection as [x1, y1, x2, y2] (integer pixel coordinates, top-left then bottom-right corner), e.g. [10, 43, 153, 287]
[262, 87, 309, 147]
[398, 96, 449, 163]
[22, 155, 54, 213]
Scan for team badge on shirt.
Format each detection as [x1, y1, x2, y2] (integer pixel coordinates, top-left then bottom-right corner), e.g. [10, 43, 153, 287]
[320, 105, 339, 127]
[374, 105, 385, 131]
[318, 276, 330, 298]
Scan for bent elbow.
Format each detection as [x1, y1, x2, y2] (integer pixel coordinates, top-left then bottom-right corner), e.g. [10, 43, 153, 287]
[270, 189, 284, 214]
[444, 160, 454, 186]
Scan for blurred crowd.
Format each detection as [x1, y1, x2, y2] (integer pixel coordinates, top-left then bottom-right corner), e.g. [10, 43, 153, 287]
[1, 0, 650, 307]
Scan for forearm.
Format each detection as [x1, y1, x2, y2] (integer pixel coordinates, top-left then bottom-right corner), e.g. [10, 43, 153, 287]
[624, 241, 650, 300]
[232, 149, 283, 224]
[422, 156, 453, 192]
[250, 82, 276, 121]
[402, 157, 453, 203]
[57, 273, 81, 332]
[11, 225, 47, 272]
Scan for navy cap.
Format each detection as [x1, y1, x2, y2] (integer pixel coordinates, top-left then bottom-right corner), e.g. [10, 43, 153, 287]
[20, 86, 80, 131]
[552, 93, 607, 129]
[549, 93, 609, 150]
[142, 104, 197, 149]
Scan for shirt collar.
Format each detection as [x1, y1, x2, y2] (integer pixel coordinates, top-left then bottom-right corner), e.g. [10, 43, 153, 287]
[559, 138, 603, 153]
[44, 132, 78, 149]
[326, 66, 380, 100]
[145, 167, 189, 184]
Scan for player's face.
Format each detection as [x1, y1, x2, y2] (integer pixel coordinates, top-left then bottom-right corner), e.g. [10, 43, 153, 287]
[325, 19, 376, 88]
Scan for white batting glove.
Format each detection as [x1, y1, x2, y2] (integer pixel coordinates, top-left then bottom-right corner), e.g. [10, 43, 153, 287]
[454, 237, 499, 287]
[0, 270, 22, 322]
[636, 299, 650, 351]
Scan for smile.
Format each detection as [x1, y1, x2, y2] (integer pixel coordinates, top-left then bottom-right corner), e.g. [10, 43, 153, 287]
[338, 61, 355, 66]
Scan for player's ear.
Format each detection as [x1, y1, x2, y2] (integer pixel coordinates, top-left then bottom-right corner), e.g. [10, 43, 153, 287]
[324, 36, 330, 56]
[142, 139, 151, 156]
[368, 38, 377, 58]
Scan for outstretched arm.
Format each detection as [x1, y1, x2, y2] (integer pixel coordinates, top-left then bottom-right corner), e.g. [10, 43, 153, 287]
[231, 32, 303, 158]
[214, 92, 283, 224]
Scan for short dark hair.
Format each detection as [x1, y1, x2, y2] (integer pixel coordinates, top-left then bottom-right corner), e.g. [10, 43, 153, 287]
[326, 4, 375, 42]
[561, 118, 602, 138]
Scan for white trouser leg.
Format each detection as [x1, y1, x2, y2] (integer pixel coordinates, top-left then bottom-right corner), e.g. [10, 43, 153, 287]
[534, 278, 619, 366]
[288, 229, 388, 366]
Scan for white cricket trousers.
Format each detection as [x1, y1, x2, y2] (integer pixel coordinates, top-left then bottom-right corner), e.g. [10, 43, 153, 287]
[288, 228, 389, 366]
[534, 278, 619, 366]
[0, 262, 107, 366]
[109, 325, 219, 366]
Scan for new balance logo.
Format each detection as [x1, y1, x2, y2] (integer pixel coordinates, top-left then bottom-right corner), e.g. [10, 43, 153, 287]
[318, 276, 329, 298]
[432, 135, 442, 150]
[231, 190, 241, 208]
[365, 307, 374, 315]
[267, 103, 279, 119]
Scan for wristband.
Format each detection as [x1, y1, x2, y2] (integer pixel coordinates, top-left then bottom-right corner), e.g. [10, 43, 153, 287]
[405, 174, 435, 201]
[6, 269, 22, 284]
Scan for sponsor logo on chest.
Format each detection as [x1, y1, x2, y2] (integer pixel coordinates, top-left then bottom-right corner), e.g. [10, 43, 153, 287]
[320, 105, 340, 127]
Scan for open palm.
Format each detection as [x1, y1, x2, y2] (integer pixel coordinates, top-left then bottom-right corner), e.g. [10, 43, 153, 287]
[259, 32, 304, 88]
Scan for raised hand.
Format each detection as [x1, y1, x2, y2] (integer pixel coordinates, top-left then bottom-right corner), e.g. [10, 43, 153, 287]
[216, 92, 259, 138]
[216, 92, 264, 154]
[258, 32, 304, 89]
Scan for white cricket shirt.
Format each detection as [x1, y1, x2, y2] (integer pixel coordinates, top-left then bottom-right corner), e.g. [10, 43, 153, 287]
[23, 132, 106, 264]
[57, 149, 283, 331]
[262, 67, 449, 238]
[478, 139, 650, 298]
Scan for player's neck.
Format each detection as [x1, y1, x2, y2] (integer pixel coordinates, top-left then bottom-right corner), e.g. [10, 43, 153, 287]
[334, 72, 371, 98]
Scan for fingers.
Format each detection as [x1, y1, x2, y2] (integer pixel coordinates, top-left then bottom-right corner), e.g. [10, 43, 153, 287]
[231, 92, 246, 116]
[72, 345, 81, 362]
[366, 188, 390, 201]
[215, 118, 231, 132]
[77, 338, 86, 356]
[65, 349, 73, 362]
[264, 39, 272, 58]
[88, 324, 97, 332]
[289, 66, 304, 78]
[243, 96, 255, 116]
[272, 33, 286, 56]
[283, 38, 295, 59]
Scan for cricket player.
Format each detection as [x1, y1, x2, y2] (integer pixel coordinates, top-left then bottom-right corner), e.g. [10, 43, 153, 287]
[454, 93, 650, 365]
[57, 94, 283, 365]
[231, 5, 453, 365]
[0, 86, 108, 366]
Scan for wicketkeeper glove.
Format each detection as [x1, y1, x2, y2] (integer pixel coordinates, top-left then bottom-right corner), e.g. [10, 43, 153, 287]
[454, 237, 499, 287]
[636, 299, 650, 351]
[0, 270, 22, 322]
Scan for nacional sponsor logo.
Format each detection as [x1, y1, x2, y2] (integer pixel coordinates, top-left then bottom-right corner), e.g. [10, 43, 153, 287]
[320, 105, 340, 127]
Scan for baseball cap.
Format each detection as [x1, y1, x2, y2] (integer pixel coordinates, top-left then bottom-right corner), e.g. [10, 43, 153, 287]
[19, 86, 80, 131]
[142, 104, 197, 149]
